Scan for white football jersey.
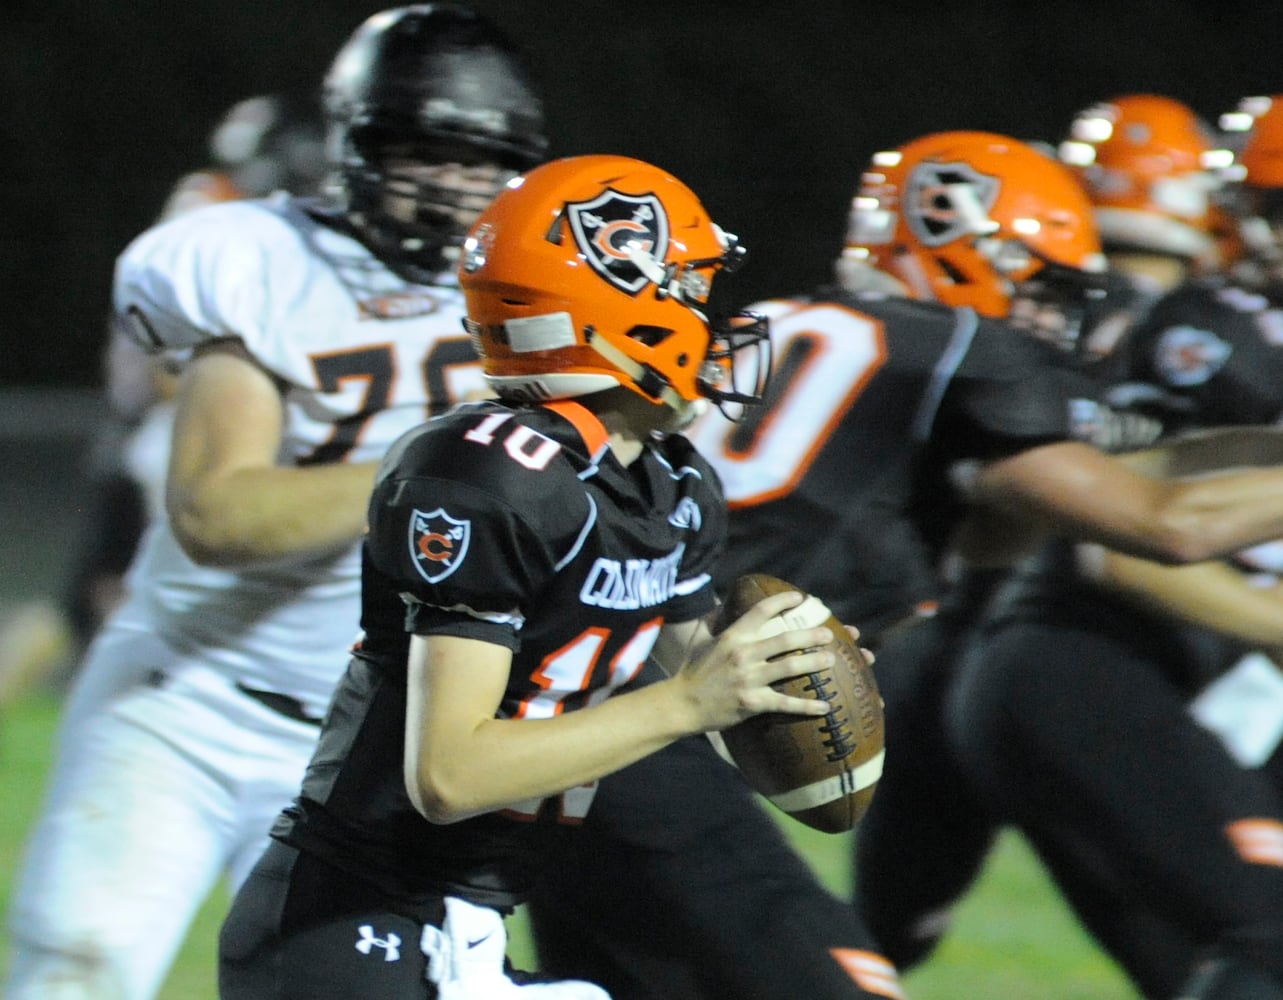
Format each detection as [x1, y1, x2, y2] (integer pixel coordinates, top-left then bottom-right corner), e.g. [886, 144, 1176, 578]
[109, 195, 488, 716]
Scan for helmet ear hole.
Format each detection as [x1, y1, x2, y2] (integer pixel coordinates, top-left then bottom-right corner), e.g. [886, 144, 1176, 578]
[626, 325, 674, 347]
[934, 255, 968, 285]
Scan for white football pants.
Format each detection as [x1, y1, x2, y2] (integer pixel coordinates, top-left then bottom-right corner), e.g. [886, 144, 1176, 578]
[3, 624, 321, 1000]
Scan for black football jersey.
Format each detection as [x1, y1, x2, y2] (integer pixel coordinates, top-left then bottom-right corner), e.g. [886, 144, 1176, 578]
[1002, 275, 1283, 693]
[1121, 275, 1283, 429]
[690, 289, 1107, 642]
[274, 399, 726, 911]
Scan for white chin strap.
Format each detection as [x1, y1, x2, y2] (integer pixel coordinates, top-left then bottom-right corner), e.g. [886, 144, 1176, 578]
[582, 327, 693, 416]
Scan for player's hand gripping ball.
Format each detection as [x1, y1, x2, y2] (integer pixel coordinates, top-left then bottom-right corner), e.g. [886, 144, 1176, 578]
[718, 574, 885, 833]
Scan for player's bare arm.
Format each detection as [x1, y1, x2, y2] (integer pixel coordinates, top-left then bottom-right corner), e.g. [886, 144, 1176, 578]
[1074, 544, 1283, 650]
[403, 593, 833, 825]
[1121, 425, 1283, 477]
[970, 439, 1283, 564]
[166, 338, 378, 566]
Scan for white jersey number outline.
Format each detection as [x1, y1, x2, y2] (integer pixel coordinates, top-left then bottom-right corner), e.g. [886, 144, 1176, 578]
[301, 336, 481, 465]
[501, 618, 661, 822]
[690, 302, 887, 507]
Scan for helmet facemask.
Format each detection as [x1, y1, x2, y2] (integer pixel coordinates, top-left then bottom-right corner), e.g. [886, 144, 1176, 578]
[336, 129, 526, 282]
[1219, 186, 1283, 298]
[1008, 261, 1109, 355]
[613, 234, 772, 418]
[322, 4, 549, 284]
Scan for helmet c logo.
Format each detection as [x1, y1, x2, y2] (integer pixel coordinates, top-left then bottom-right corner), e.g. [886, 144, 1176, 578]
[592, 219, 655, 262]
[912, 183, 962, 226]
[566, 189, 669, 295]
[417, 532, 453, 562]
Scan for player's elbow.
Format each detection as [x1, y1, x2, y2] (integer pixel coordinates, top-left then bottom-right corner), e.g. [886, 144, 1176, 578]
[409, 790, 465, 826]
[168, 494, 253, 567]
[170, 517, 229, 566]
[405, 765, 476, 825]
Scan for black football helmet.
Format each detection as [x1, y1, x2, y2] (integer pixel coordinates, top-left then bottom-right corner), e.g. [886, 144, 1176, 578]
[323, 3, 549, 281]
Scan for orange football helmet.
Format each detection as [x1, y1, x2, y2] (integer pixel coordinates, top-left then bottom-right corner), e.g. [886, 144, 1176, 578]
[1057, 94, 1227, 260]
[459, 154, 768, 417]
[1226, 95, 1283, 187]
[846, 131, 1106, 318]
[1216, 96, 1283, 282]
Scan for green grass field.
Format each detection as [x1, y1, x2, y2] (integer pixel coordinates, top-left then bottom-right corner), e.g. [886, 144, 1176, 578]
[0, 691, 1140, 999]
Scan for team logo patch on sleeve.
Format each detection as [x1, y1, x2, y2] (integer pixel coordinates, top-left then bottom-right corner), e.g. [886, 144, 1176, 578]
[409, 508, 471, 583]
[1153, 325, 1232, 386]
[565, 189, 669, 295]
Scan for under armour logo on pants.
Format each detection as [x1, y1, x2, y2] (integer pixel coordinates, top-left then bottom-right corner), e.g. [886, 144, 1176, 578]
[356, 924, 402, 962]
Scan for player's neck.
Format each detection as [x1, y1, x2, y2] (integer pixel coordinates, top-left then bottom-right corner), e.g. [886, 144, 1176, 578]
[597, 410, 647, 467]
[578, 388, 672, 467]
[1107, 252, 1190, 294]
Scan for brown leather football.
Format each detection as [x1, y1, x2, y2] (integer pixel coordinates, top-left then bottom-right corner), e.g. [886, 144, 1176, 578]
[718, 573, 885, 833]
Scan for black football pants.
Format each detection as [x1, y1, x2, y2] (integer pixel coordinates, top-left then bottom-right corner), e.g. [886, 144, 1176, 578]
[850, 610, 1000, 970]
[219, 841, 443, 999]
[947, 616, 1283, 998]
[527, 725, 899, 1000]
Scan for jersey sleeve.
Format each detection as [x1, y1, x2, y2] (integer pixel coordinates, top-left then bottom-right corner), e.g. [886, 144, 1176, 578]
[365, 418, 593, 648]
[943, 319, 1079, 460]
[111, 198, 303, 361]
[1128, 282, 1283, 425]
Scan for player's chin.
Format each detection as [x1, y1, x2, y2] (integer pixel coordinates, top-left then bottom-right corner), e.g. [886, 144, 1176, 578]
[664, 397, 708, 433]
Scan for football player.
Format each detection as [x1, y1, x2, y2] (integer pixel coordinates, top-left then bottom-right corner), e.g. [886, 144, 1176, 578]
[842, 127, 1283, 1000]
[1057, 93, 1230, 361]
[938, 97, 1283, 999]
[1176, 94, 1283, 806]
[0, 93, 329, 708]
[217, 152, 836, 1000]
[1219, 95, 1283, 294]
[91, 93, 329, 645]
[527, 132, 1283, 1000]
[2, 6, 549, 999]
[1118, 94, 1283, 433]
[158, 92, 328, 218]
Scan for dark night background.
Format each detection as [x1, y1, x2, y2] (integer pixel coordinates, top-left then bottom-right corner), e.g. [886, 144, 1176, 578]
[4, 0, 1283, 390]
